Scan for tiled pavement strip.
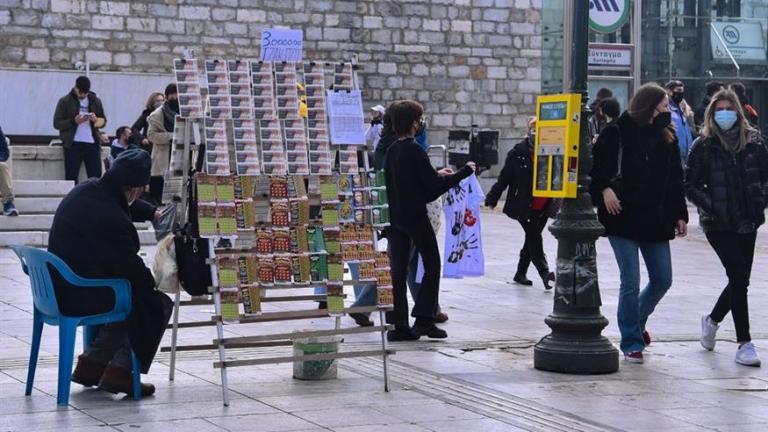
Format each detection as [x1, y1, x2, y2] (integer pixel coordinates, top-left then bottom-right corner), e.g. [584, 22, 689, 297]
[1, 208, 767, 431]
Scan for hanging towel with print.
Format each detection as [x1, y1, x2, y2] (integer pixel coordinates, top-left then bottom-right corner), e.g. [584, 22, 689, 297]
[442, 174, 485, 278]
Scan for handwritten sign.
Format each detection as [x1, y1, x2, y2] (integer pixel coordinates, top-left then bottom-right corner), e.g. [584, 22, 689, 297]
[260, 29, 303, 62]
[327, 90, 365, 145]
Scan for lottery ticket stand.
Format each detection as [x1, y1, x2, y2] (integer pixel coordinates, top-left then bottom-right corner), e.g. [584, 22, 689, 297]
[162, 56, 394, 406]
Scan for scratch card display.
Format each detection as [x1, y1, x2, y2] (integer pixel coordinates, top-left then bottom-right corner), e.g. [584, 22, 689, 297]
[303, 62, 333, 175]
[173, 58, 203, 118]
[205, 60, 231, 119]
[220, 288, 241, 322]
[326, 284, 344, 316]
[204, 118, 231, 176]
[241, 285, 261, 315]
[333, 62, 354, 91]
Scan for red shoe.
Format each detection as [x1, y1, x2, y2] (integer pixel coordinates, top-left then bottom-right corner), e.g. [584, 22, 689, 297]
[625, 351, 644, 364]
[642, 330, 651, 346]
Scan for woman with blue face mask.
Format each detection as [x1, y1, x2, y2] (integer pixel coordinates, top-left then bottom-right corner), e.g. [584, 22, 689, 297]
[685, 89, 768, 367]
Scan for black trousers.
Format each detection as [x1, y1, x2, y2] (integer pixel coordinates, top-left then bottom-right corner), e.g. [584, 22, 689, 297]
[516, 211, 550, 277]
[706, 230, 757, 343]
[64, 142, 102, 184]
[387, 216, 440, 327]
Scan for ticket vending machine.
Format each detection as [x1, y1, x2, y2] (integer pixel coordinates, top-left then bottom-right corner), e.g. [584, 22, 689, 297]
[532, 93, 582, 198]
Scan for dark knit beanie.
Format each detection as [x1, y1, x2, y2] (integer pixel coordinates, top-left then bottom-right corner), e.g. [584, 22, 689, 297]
[108, 148, 151, 187]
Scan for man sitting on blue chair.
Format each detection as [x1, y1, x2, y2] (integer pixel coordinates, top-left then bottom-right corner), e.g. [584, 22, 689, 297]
[48, 148, 172, 397]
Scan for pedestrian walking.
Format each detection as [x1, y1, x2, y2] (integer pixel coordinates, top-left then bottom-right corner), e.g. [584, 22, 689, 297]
[0, 125, 19, 216]
[587, 88, 613, 144]
[729, 82, 760, 128]
[365, 105, 385, 150]
[589, 83, 689, 364]
[48, 149, 172, 396]
[53, 76, 107, 183]
[383, 100, 475, 341]
[147, 83, 179, 205]
[485, 118, 558, 289]
[694, 81, 725, 129]
[685, 89, 768, 367]
[665, 80, 695, 164]
[131, 91, 164, 152]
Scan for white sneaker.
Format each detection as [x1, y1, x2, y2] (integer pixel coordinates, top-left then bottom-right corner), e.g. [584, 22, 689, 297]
[700, 315, 719, 351]
[735, 342, 761, 367]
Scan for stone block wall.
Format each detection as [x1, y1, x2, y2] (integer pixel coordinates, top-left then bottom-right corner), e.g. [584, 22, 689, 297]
[0, 0, 542, 142]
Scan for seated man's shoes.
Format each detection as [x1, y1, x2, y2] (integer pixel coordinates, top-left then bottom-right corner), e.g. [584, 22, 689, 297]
[97, 364, 156, 397]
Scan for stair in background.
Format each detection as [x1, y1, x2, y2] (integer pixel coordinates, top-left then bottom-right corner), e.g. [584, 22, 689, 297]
[0, 180, 156, 247]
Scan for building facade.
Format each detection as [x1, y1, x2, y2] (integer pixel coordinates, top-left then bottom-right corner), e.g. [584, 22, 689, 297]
[0, 0, 544, 145]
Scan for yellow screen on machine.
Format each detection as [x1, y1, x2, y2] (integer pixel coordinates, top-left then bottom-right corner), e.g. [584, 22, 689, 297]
[532, 93, 582, 198]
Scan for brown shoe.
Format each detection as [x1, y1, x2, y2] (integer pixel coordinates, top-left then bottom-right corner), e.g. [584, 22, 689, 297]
[71, 355, 106, 387]
[97, 365, 155, 397]
[435, 312, 449, 323]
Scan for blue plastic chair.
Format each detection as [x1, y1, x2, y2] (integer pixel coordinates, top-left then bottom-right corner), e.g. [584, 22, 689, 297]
[10, 246, 142, 405]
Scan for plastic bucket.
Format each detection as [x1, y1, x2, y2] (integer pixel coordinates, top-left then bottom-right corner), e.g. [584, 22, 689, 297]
[292, 335, 341, 380]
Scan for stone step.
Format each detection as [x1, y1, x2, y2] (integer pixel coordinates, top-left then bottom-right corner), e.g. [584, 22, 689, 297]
[0, 215, 54, 231]
[12, 197, 63, 214]
[0, 229, 158, 247]
[0, 215, 153, 232]
[13, 180, 75, 197]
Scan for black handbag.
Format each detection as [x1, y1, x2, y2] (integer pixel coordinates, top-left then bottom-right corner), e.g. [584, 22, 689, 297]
[173, 226, 211, 296]
[173, 159, 211, 296]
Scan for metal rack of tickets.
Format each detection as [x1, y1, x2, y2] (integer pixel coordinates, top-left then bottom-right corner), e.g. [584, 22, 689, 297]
[161, 56, 394, 406]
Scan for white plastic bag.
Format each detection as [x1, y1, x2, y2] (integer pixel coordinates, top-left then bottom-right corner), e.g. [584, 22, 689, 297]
[153, 234, 179, 293]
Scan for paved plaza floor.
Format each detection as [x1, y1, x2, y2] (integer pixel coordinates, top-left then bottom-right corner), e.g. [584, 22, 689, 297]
[1, 208, 767, 431]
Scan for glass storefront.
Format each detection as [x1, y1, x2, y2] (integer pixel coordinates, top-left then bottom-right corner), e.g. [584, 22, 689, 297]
[642, 0, 767, 133]
[540, 1, 767, 134]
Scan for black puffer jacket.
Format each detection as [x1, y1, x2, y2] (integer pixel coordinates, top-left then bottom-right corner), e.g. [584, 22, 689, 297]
[485, 137, 559, 220]
[684, 130, 768, 233]
[589, 111, 688, 242]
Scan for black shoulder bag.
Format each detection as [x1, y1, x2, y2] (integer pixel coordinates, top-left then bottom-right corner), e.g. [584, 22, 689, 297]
[173, 145, 212, 296]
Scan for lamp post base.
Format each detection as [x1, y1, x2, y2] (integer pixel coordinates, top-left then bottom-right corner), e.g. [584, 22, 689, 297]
[534, 313, 619, 374]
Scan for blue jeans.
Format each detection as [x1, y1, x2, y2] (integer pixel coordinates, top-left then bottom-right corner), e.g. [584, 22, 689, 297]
[608, 236, 673, 354]
[314, 263, 377, 307]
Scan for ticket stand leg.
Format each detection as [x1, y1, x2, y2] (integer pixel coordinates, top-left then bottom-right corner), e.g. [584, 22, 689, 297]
[168, 290, 182, 381]
[379, 310, 390, 392]
[213, 291, 230, 406]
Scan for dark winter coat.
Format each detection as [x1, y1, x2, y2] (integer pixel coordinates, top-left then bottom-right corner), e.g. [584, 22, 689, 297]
[0, 125, 8, 162]
[685, 130, 768, 233]
[485, 136, 559, 220]
[48, 172, 171, 373]
[384, 137, 472, 226]
[53, 90, 107, 149]
[589, 111, 689, 242]
[130, 108, 154, 147]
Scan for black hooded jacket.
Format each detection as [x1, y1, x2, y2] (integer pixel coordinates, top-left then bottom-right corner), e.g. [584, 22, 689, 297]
[589, 111, 689, 241]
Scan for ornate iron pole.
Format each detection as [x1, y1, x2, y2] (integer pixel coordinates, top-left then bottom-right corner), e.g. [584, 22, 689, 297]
[533, 0, 619, 374]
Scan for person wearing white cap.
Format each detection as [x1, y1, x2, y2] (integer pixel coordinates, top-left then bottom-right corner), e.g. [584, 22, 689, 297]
[365, 104, 386, 150]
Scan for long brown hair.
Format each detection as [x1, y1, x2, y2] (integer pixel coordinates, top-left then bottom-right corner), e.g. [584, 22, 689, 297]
[627, 83, 676, 144]
[701, 89, 752, 152]
[144, 92, 164, 111]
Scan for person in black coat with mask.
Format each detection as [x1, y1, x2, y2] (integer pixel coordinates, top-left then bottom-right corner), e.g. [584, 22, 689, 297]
[589, 83, 688, 365]
[485, 117, 558, 289]
[383, 100, 476, 341]
[686, 89, 768, 367]
[48, 149, 172, 397]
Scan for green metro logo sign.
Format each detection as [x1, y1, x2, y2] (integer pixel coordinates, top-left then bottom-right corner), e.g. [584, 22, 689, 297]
[589, 0, 631, 33]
